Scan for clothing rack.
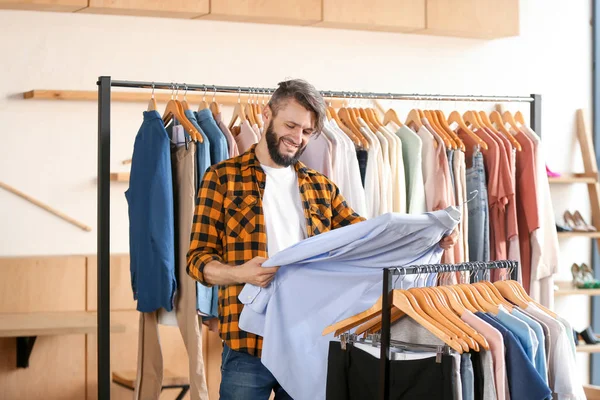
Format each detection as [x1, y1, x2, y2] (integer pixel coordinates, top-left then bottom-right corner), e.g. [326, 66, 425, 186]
[378, 260, 519, 400]
[96, 76, 540, 399]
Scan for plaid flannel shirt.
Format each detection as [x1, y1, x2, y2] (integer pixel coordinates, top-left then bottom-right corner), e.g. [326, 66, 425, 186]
[187, 144, 364, 356]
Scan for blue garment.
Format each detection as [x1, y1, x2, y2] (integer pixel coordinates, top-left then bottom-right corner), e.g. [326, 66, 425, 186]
[512, 307, 548, 384]
[239, 207, 460, 400]
[465, 147, 490, 261]
[495, 307, 537, 364]
[126, 111, 177, 312]
[475, 312, 551, 400]
[196, 109, 229, 165]
[220, 343, 293, 400]
[183, 110, 217, 318]
[461, 353, 474, 400]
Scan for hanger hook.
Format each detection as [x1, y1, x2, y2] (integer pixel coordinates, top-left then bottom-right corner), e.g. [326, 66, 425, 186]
[151, 82, 155, 99]
[184, 84, 188, 101]
[170, 83, 175, 100]
[212, 86, 217, 103]
[237, 87, 241, 104]
[393, 267, 405, 289]
[175, 83, 180, 100]
[463, 190, 479, 207]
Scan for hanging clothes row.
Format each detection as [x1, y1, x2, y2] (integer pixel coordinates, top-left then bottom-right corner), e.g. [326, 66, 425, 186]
[325, 262, 585, 400]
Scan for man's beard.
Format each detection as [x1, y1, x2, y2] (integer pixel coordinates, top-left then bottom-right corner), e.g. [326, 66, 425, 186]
[265, 121, 306, 167]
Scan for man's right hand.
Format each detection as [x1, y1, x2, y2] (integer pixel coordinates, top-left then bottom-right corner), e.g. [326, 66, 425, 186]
[235, 256, 279, 287]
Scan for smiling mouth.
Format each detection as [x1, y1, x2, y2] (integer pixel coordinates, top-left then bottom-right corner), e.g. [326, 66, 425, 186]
[281, 137, 300, 149]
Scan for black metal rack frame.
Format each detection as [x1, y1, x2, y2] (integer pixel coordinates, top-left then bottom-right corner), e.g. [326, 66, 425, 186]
[96, 76, 540, 399]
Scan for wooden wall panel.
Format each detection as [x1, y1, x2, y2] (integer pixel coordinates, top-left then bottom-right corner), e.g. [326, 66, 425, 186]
[319, 0, 425, 32]
[203, 0, 321, 26]
[0, 255, 86, 313]
[87, 254, 136, 311]
[0, 335, 86, 400]
[80, 0, 209, 19]
[0, 0, 86, 12]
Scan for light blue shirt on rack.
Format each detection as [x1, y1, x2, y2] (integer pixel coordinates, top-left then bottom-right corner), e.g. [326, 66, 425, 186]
[238, 207, 461, 400]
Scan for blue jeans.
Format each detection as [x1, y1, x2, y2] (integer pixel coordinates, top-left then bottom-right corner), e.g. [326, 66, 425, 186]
[465, 148, 490, 262]
[220, 344, 293, 400]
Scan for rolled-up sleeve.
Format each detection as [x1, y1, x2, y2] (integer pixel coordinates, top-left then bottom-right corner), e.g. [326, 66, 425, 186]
[187, 166, 225, 287]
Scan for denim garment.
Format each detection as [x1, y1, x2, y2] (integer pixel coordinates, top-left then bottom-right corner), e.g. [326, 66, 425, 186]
[476, 313, 551, 400]
[239, 207, 461, 400]
[512, 308, 548, 383]
[356, 149, 368, 188]
[447, 149, 455, 194]
[220, 343, 292, 400]
[183, 110, 217, 318]
[126, 111, 177, 312]
[196, 108, 229, 165]
[461, 353, 475, 400]
[466, 148, 490, 261]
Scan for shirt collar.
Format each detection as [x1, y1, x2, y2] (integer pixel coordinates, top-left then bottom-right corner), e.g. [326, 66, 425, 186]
[241, 144, 309, 179]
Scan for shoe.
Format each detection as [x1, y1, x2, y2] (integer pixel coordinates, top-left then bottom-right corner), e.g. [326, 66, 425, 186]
[572, 263, 585, 288]
[556, 223, 573, 232]
[580, 263, 600, 288]
[573, 329, 580, 346]
[546, 165, 561, 177]
[573, 210, 597, 232]
[579, 326, 599, 345]
[564, 211, 589, 232]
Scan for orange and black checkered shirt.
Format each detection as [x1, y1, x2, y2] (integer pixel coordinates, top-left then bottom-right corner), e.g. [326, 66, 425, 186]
[186, 144, 364, 356]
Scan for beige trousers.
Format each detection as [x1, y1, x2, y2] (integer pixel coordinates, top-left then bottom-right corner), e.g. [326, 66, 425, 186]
[135, 143, 209, 400]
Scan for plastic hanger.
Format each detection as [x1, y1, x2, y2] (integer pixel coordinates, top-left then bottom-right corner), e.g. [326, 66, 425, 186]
[228, 89, 247, 130]
[489, 111, 522, 151]
[449, 111, 488, 151]
[147, 82, 157, 111]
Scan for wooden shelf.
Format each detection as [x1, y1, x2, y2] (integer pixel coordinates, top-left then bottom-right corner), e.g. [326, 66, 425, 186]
[0, 311, 125, 337]
[557, 231, 600, 238]
[23, 89, 346, 107]
[110, 172, 130, 182]
[548, 174, 597, 184]
[577, 344, 600, 353]
[555, 283, 600, 296]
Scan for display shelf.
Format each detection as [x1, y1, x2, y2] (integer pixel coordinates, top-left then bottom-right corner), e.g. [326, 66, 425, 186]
[110, 172, 130, 182]
[548, 174, 597, 184]
[557, 231, 600, 238]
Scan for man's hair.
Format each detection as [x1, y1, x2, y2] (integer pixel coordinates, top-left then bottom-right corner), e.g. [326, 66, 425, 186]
[267, 79, 326, 135]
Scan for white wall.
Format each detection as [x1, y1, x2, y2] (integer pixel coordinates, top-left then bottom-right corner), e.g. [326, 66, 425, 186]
[0, 0, 594, 382]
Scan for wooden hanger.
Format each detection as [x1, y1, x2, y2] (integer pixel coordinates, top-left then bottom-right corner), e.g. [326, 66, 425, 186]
[383, 108, 403, 127]
[502, 111, 520, 132]
[367, 108, 384, 130]
[339, 107, 369, 149]
[436, 110, 465, 151]
[405, 109, 424, 131]
[443, 285, 480, 313]
[448, 111, 488, 151]
[245, 101, 257, 126]
[359, 108, 379, 133]
[426, 110, 455, 149]
[228, 97, 247, 130]
[463, 111, 483, 130]
[407, 288, 475, 351]
[162, 94, 200, 142]
[473, 281, 514, 312]
[489, 111, 522, 151]
[514, 111, 526, 126]
[461, 284, 499, 314]
[333, 108, 363, 148]
[478, 110, 495, 131]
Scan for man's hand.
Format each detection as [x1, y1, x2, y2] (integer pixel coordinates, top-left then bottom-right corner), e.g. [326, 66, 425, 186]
[439, 228, 459, 250]
[235, 256, 279, 287]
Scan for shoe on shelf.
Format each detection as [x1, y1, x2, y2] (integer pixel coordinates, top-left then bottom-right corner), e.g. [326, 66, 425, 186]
[579, 326, 600, 345]
[580, 263, 600, 288]
[564, 210, 593, 232]
[573, 210, 597, 232]
[546, 165, 561, 177]
[573, 330, 580, 346]
[556, 223, 573, 232]
[572, 263, 600, 289]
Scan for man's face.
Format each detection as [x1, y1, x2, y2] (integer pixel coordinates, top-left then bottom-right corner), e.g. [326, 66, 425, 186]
[264, 100, 315, 167]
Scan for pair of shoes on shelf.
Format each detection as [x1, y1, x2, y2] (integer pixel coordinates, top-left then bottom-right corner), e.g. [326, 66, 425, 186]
[571, 263, 600, 288]
[578, 326, 600, 345]
[564, 210, 597, 232]
[546, 165, 561, 177]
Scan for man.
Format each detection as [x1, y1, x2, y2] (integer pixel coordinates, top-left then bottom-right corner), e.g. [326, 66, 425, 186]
[187, 79, 457, 399]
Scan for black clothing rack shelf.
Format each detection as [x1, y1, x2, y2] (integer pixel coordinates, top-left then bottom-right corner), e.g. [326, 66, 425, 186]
[96, 76, 539, 399]
[378, 260, 519, 400]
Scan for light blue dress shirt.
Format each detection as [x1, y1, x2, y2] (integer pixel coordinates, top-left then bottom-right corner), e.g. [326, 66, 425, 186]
[238, 207, 460, 400]
[512, 307, 548, 384]
[496, 306, 537, 365]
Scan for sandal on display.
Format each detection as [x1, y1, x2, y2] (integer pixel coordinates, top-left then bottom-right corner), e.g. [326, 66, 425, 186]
[546, 165, 561, 177]
[572, 263, 600, 289]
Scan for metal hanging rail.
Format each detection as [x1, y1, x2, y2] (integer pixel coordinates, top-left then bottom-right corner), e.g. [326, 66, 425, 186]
[97, 75, 541, 399]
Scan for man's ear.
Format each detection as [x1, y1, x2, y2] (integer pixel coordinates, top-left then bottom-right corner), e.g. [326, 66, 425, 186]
[263, 105, 272, 124]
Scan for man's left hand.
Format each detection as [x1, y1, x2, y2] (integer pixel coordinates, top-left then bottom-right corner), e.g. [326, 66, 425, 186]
[439, 229, 458, 250]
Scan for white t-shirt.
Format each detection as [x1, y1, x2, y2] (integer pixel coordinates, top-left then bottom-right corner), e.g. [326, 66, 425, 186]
[261, 164, 307, 256]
